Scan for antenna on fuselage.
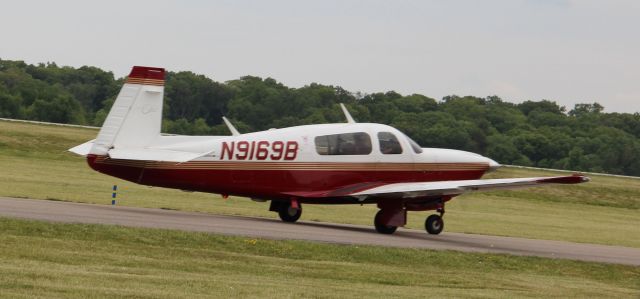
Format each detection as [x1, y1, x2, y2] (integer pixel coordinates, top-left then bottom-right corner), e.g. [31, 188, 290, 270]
[222, 116, 241, 136]
[340, 103, 356, 124]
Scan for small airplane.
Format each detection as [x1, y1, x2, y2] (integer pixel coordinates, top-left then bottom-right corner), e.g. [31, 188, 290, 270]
[70, 66, 590, 235]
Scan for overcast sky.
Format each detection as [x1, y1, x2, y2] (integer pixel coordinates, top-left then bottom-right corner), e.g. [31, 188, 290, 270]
[1, 0, 638, 112]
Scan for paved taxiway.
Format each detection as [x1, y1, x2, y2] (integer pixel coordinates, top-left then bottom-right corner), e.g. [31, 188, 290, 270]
[1, 196, 639, 266]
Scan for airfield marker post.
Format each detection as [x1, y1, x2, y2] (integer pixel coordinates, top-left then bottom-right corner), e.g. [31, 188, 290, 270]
[112, 185, 117, 205]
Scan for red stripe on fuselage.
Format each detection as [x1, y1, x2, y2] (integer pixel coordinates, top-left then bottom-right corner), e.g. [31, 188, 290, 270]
[87, 155, 488, 201]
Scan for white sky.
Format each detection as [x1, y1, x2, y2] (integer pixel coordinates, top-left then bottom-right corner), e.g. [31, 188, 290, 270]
[1, 0, 639, 112]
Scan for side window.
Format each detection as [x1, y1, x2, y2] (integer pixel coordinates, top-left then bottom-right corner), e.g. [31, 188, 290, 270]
[378, 132, 403, 154]
[315, 132, 372, 155]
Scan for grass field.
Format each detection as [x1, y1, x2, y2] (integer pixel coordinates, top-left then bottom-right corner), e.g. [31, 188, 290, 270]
[1, 120, 640, 248]
[1, 217, 638, 298]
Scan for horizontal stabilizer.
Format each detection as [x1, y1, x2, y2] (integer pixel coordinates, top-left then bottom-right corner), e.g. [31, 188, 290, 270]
[108, 148, 211, 163]
[68, 140, 95, 156]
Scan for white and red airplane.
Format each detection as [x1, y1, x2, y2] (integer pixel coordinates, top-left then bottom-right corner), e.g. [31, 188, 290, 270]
[70, 66, 589, 235]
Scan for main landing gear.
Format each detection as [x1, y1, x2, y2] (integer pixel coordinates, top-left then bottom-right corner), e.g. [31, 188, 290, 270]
[270, 200, 302, 223]
[374, 210, 398, 234]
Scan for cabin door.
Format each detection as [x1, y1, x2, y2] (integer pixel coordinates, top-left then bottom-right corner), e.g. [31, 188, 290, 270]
[375, 131, 415, 182]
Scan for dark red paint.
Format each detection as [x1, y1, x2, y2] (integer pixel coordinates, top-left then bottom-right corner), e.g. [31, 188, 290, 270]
[87, 155, 487, 203]
[129, 66, 165, 80]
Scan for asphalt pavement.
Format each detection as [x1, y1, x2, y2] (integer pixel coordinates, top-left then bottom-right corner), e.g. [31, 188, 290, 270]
[1, 196, 639, 266]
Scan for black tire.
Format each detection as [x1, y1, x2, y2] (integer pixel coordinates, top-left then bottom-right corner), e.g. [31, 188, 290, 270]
[278, 203, 302, 223]
[425, 214, 444, 235]
[374, 210, 397, 234]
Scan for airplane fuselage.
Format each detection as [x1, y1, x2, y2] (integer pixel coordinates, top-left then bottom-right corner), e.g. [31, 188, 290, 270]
[87, 123, 497, 203]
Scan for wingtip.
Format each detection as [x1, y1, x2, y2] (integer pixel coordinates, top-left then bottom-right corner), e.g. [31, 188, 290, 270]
[572, 173, 591, 183]
[539, 175, 590, 184]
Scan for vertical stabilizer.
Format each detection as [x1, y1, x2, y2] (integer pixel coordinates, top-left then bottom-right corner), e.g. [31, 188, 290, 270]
[90, 66, 165, 155]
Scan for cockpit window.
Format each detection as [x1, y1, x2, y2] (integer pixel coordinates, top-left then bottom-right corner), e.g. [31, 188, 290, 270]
[378, 132, 403, 154]
[315, 132, 372, 155]
[403, 133, 423, 154]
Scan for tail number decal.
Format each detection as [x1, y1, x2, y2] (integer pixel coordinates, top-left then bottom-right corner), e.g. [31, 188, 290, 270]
[221, 141, 298, 160]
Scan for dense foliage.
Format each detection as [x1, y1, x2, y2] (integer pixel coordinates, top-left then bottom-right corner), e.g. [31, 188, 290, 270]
[1, 59, 639, 175]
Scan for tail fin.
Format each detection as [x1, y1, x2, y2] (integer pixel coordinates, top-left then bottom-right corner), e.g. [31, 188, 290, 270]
[90, 66, 165, 155]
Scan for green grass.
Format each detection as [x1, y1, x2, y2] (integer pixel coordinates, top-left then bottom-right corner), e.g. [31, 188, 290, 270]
[1, 120, 640, 247]
[484, 167, 640, 209]
[0, 217, 638, 298]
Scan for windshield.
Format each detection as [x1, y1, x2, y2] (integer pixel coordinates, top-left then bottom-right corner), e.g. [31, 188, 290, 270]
[402, 133, 423, 154]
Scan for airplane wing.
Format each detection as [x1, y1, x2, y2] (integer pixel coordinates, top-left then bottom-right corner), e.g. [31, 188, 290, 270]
[350, 175, 589, 199]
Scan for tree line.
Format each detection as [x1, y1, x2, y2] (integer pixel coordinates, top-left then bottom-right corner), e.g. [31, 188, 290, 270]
[1, 59, 639, 176]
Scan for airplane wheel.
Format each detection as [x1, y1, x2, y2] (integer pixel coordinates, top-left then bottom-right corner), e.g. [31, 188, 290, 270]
[278, 203, 302, 223]
[374, 210, 397, 234]
[425, 214, 444, 235]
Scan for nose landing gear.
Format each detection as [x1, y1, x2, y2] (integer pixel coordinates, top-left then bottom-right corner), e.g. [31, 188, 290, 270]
[425, 205, 445, 235]
[425, 214, 443, 234]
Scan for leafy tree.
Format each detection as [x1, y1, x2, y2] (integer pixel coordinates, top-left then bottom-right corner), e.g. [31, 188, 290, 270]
[569, 103, 604, 117]
[485, 134, 526, 164]
[394, 94, 437, 113]
[28, 95, 85, 124]
[518, 100, 565, 116]
[0, 93, 23, 118]
[1, 59, 639, 175]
